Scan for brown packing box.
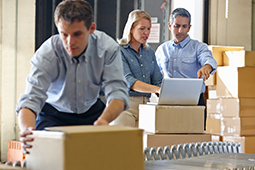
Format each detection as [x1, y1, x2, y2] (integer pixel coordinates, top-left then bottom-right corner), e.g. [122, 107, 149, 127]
[245, 51, 255, 67]
[239, 98, 255, 116]
[205, 73, 216, 86]
[139, 104, 205, 134]
[207, 99, 221, 113]
[223, 136, 255, 154]
[222, 117, 255, 136]
[211, 135, 223, 142]
[144, 133, 211, 149]
[26, 125, 144, 170]
[223, 50, 255, 67]
[223, 50, 245, 67]
[208, 45, 244, 66]
[206, 113, 222, 135]
[216, 66, 255, 98]
[220, 98, 255, 117]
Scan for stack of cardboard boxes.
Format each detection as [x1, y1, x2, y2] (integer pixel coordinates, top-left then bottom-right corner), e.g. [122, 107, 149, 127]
[206, 46, 255, 154]
[139, 104, 211, 149]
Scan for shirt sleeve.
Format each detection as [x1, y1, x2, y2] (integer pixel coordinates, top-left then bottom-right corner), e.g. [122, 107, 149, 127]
[197, 42, 217, 75]
[150, 48, 163, 87]
[121, 50, 138, 89]
[101, 46, 129, 110]
[15, 45, 57, 115]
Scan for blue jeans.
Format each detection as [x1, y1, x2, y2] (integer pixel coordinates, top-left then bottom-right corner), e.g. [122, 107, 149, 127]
[36, 99, 105, 130]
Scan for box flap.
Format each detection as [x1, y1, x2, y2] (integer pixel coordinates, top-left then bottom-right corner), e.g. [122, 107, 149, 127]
[45, 125, 142, 134]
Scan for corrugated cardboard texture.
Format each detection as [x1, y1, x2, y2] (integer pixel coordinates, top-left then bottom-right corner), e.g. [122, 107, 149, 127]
[145, 133, 211, 149]
[207, 99, 221, 113]
[139, 105, 205, 133]
[26, 126, 144, 170]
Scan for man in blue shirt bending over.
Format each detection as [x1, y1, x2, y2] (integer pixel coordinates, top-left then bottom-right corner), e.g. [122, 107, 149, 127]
[16, 0, 129, 154]
[155, 8, 217, 130]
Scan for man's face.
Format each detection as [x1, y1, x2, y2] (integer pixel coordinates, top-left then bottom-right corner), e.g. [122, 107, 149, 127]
[168, 16, 191, 44]
[57, 18, 95, 57]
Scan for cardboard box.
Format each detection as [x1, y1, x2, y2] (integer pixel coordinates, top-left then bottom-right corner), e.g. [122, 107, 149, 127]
[207, 99, 221, 113]
[139, 105, 205, 134]
[211, 135, 223, 142]
[208, 45, 244, 66]
[206, 113, 222, 135]
[223, 136, 255, 154]
[208, 85, 217, 99]
[223, 50, 255, 67]
[239, 98, 255, 116]
[223, 50, 245, 67]
[220, 98, 255, 117]
[26, 125, 144, 170]
[205, 73, 216, 86]
[216, 66, 255, 98]
[144, 133, 211, 149]
[245, 51, 255, 67]
[222, 117, 255, 136]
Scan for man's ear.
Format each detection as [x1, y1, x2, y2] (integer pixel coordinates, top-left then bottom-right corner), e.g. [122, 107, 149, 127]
[89, 22, 96, 34]
[168, 22, 172, 31]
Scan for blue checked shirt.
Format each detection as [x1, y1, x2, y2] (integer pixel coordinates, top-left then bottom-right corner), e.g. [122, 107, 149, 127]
[120, 44, 163, 97]
[16, 30, 129, 115]
[155, 35, 217, 93]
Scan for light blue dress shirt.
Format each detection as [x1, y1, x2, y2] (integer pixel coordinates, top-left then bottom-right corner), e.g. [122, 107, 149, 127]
[120, 44, 163, 97]
[155, 35, 217, 93]
[16, 30, 129, 115]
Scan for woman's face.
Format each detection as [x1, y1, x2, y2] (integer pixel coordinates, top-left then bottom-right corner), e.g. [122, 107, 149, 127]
[131, 18, 151, 45]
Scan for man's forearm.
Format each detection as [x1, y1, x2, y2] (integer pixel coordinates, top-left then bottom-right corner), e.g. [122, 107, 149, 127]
[18, 108, 36, 131]
[98, 99, 125, 123]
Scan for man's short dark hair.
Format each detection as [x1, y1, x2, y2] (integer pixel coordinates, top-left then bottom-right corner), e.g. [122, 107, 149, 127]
[170, 8, 191, 25]
[54, 0, 93, 29]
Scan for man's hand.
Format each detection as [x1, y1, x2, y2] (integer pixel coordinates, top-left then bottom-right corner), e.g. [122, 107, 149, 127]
[94, 118, 109, 125]
[19, 127, 34, 154]
[197, 64, 213, 81]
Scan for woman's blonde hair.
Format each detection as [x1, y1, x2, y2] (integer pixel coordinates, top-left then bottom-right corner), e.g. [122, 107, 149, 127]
[118, 10, 151, 49]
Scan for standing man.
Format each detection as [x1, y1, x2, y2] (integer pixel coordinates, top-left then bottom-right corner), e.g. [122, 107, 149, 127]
[155, 8, 217, 130]
[16, 0, 129, 153]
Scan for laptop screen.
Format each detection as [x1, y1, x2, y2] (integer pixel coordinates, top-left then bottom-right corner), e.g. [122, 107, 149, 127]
[158, 78, 203, 105]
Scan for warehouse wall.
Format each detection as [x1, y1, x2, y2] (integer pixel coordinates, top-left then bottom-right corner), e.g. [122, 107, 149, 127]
[0, 0, 35, 161]
[208, 0, 252, 50]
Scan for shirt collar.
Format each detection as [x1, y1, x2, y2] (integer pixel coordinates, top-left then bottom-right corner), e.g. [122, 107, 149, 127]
[171, 34, 190, 48]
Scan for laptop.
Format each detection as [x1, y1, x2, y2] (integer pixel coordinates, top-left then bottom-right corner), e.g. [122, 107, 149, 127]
[156, 78, 203, 106]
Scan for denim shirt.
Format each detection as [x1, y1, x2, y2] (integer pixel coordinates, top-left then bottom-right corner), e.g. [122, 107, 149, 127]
[155, 35, 217, 93]
[120, 44, 163, 97]
[16, 30, 129, 115]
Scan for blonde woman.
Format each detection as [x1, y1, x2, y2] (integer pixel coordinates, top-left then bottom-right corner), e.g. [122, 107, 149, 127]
[110, 10, 163, 127]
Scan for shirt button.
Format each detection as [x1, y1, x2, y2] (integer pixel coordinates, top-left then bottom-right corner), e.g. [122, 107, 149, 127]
[143, 75, 145, 77]
[78, 80, 81, 83]
[79, 105, 81, 107]
[79, 94, 81, 96]
[174, 70, 176, 72]
[85, 59, 87, 62]
[78, 64, 80, 67]
[140, 55, 142, 57]
[188, 60, 190, 62]
[174, 59, 176, 61]
[141, 64, 143, 66]
[70, 61, 73, 64]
